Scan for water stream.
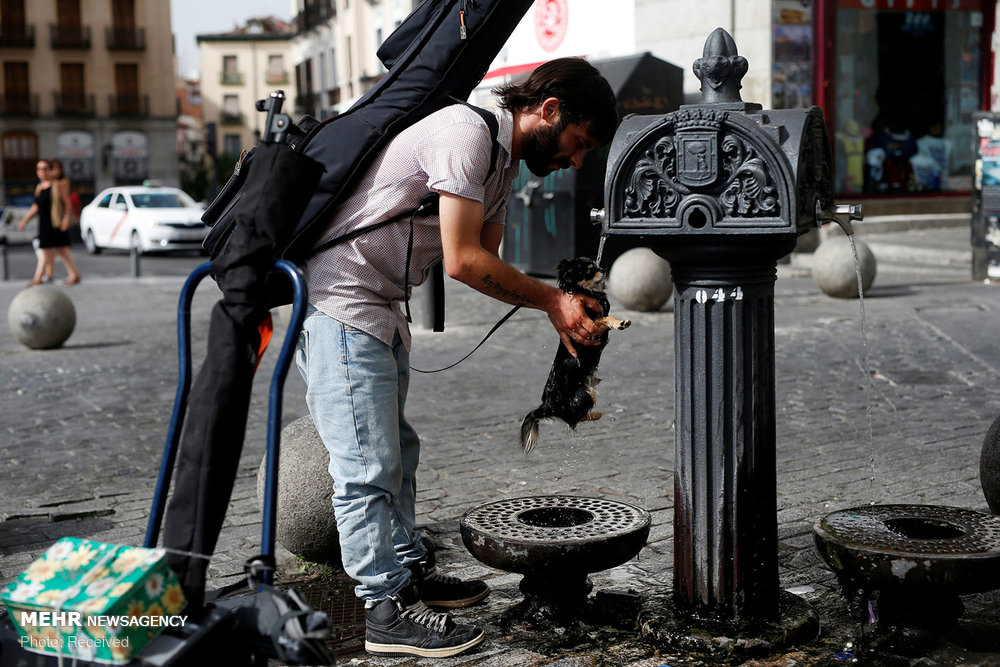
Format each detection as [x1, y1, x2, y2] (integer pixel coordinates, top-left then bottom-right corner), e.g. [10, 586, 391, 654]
[844, 231, 877, 505]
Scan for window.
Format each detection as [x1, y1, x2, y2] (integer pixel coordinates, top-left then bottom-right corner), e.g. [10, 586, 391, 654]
[97, 193, 112, 208]
[0, 0, 30, 45]
[131, 192, 192, 208]
[223, 133, 241, 157]
[54, 0, 85, 47]
[833, 7, 984, 194]
[109, 0, 141, 49]
[267, 54, 285, 84]
[1, 0, 26, 31]
[221, 94, 241, 124]
[222, 55, 240, 84]
[113, 193, 127, 208]
[113, 63, 140, 114]
[111, 0, 135, 28]
[2, 61, 31, 114]
[2, 130, 38, 191]
[59, 63, 86, 113]
[330, 47, 337, 86]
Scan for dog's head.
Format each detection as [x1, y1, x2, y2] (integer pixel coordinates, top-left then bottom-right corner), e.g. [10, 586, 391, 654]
[556, 257, 606, 293]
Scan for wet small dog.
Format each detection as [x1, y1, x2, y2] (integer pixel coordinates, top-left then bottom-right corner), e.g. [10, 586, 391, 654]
[520, 257, 630, 453]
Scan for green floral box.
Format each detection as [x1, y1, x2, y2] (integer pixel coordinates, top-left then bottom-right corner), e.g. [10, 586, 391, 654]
[0, 537, 187, 665]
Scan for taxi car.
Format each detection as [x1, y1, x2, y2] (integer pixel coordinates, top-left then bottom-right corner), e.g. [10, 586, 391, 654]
[80, 185, 207, 255]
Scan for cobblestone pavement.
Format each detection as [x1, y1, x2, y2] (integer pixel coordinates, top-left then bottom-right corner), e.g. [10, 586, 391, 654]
[2, 225, 1000, 665]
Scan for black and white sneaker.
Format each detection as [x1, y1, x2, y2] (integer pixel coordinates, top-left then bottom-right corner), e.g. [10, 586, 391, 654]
[416, 565, 489, 608]
[365, 584, 485, 658]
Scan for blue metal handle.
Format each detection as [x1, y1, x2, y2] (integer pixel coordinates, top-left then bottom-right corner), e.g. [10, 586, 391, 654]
[144, 259, 307, 588]
[259, 259, 308, 584]
[144, 262, 213, 548]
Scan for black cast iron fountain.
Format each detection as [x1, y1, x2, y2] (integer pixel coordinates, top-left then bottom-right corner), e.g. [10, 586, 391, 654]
[814, 504, 1000, 632]
[591, 27, 840, 652]
[460, 495, 650, 627]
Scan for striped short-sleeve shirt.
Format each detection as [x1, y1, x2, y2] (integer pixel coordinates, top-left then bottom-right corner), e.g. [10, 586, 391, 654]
[305, 104, 518, 350]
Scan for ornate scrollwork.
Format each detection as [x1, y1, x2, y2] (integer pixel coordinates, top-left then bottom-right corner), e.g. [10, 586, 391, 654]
[623, 137, 683, 218]
[721, 157, 779, 216]
[620, 119, 782, 220]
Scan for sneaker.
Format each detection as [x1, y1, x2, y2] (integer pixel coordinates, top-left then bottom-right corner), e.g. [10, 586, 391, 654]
[365, 584, 484, 658]
[414, 564, 489, 608]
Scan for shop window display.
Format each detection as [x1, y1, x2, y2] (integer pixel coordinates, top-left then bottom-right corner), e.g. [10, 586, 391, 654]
[832, 3, 984, 194]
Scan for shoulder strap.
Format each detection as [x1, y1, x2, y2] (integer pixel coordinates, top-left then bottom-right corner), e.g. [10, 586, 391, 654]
[456, 100, 501, 182]
[306, 102, 501, 260]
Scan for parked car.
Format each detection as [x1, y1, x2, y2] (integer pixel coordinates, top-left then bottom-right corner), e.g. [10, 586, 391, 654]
[80, 185, 208, 255]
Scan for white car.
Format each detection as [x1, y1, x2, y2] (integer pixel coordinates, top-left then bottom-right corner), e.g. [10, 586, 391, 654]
[80, 186, 208, 255]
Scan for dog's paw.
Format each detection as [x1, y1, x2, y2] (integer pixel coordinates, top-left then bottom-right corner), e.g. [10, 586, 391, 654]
[595, 316, 631, 331]
[582, 411, 603, 422]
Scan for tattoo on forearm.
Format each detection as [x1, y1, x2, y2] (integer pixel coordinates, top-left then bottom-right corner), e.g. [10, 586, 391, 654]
[481, 274, 537, 306]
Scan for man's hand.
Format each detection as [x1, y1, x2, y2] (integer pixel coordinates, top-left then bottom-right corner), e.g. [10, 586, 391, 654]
[438, 192, 603, 356]
[546, 290, 604, 358]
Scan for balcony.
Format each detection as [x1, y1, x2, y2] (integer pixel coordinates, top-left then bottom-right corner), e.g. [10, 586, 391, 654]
[0, 23, 35, 48]
[294, 0, 335, 33]
[220, 111, 244, 126]
[106, 26, 145, 51]
[109, 93, 149, 117]
[50, 23, 91, 49]
[0, 93, 39, 116]
[265, 71, 289, 85]
[220, 72, 244, 86]
[54, 92, 95, 116]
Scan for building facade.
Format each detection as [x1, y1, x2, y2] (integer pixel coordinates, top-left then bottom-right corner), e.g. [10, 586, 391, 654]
[0, 0, 177, 206]
[197, 17, 295, 163]
[290, 0, 415, 119]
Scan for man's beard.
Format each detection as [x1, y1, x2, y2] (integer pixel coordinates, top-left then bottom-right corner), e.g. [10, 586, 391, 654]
[522, 116, 569, 177]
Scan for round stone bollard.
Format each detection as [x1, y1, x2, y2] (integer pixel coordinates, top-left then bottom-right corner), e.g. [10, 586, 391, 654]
[608, 247, 673, 312]
[981, 414, 1000, 514]
[257, 415, 341, 565]
[812, 235, 876, 298]
[7, 285, 76, 349]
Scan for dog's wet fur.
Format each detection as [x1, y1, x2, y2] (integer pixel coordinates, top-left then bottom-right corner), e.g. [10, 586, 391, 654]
[520, 257, 630, 453]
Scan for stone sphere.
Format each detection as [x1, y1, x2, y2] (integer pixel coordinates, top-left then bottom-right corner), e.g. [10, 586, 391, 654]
[7, 286, 76, 349]
[981, 414, 1000, 514]
[608, 247, 673, 312]
[812, 235, 877, 298]
[257, 415, 341, 565]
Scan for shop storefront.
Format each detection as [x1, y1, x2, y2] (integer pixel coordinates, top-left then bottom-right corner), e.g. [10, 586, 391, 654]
[774, 0, 994, 198]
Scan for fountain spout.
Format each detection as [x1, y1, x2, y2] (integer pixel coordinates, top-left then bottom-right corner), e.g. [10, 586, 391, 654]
[820, 203, 864, 236]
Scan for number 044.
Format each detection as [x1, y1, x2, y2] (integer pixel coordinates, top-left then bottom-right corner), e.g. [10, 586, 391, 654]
[694, 287, 744, 303]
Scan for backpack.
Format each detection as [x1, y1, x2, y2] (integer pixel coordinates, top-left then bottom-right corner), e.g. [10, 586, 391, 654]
[201, 0, 534, 296]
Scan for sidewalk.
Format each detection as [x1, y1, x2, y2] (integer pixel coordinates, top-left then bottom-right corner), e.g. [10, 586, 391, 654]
[1, 224, 999, 665]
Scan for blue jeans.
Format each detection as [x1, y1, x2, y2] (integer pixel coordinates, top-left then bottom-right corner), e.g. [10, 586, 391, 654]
[295, 307, 425, 602]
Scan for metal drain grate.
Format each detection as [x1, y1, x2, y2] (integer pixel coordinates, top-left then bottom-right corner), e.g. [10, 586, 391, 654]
[818, 504, 1000, 555]
[462, 495, 649, 542]
[281, 571, 366, 656]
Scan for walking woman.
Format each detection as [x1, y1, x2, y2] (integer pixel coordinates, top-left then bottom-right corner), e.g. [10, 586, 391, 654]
[49, 159, 82, 285]
[16, 159, 82, 286]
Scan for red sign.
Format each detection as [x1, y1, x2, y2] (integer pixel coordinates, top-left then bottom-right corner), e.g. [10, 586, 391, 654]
[535, 0, 568, 53]
[838, 0, 982, 10]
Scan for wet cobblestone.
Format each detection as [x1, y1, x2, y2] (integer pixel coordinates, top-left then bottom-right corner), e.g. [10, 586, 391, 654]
[2, 227, 1000, 665]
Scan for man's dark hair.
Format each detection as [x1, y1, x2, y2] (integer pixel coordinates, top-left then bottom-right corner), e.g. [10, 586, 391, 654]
[493, 57, 618, 146]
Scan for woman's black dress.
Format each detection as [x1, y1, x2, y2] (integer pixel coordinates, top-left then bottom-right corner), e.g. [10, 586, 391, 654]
[35, 186, 70, 249]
